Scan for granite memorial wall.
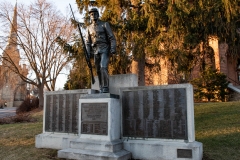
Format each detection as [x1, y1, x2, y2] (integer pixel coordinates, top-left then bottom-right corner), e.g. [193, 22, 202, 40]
[44, 90, 95, 134]
[121, 87, 188, 139]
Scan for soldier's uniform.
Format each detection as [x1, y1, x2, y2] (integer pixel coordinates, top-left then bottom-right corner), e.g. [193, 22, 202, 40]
[86, 8, 116, 93]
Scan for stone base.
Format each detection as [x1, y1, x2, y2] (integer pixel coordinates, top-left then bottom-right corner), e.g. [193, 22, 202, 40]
[123, 139, 203, 160]
[91, 74, 138, 95]
[58, 139, 131, 160]
[35, 133, 78, 150]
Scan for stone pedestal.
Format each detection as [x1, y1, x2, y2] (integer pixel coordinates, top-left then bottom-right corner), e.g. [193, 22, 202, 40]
[58, 93, 131, 160]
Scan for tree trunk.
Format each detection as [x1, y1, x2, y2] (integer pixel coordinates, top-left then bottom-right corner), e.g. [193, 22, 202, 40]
[131, 53, 145, 86]
[138, 54, 145, 86]
[38, 83, 44, 108]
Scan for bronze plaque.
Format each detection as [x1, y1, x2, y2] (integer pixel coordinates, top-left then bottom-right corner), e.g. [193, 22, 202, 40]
[177, 149, 192, 158]
[52, 95, 58, 131]
[122, 88, 187, 139]
[45, 95, 52, 131]
[81, 103, 108, 135]
[45, 93, 81, 134]
[65, 94, 71, 132]
[72, 94, 79, 134]
[58, 94, 64, 132]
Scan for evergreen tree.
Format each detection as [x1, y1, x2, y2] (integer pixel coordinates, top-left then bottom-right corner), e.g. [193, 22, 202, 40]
[65, 0, 239, 87]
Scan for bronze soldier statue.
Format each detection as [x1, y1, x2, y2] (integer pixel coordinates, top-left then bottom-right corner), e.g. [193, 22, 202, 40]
[86, 8, 116, 93]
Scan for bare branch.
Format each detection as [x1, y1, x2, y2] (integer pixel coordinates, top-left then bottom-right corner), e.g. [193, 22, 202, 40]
[0, 0, 75, 106]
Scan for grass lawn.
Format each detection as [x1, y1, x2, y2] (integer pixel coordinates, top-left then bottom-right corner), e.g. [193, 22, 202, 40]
[0, 102, 239, 160]
[0, 111, 63, 160]
[195, 101, 240, 160]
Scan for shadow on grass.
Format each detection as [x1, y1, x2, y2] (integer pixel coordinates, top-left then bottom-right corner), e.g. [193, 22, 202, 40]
[197, 132, 240, 160]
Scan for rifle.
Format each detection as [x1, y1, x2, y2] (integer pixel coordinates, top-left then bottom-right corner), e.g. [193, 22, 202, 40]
[69, 4, 95, 84]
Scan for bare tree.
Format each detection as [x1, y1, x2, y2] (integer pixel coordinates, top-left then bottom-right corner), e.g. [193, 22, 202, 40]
[0, 0, 75, 107]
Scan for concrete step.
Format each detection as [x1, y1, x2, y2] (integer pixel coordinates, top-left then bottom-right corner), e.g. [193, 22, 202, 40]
[70, 139, 124, 152]
[58, 148, 131, 160]
[235, 86, 240, 89]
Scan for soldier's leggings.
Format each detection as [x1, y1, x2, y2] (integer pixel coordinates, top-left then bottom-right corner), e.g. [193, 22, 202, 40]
[94, 52, 109, 92]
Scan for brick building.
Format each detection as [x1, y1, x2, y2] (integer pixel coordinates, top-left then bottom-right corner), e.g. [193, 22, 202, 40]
[0, 3, 28, 107]
[145, 37, 239, 88]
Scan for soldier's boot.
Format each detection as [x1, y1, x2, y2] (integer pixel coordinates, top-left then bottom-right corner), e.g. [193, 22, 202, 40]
[97, 70, 103, 93]
[101, 67, 109, 93]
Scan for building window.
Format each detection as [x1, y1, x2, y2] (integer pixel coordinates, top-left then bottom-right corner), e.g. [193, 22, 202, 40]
[237, 59, 240, 81]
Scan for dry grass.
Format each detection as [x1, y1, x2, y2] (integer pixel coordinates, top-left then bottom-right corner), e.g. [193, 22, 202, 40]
[0, 102, 240, 160]
[0, 110, 64, 160]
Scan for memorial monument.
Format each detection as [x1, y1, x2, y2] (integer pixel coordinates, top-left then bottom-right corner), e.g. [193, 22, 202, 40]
[35, 5, 202, 160]
[35, 77, 203, 159]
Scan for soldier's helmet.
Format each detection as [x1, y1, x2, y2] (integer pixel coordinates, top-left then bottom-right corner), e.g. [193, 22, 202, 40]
[89, 8, 99, 14]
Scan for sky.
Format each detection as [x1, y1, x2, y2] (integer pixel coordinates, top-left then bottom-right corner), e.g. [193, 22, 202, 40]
[1, 0, 79, 14]
[0, 0, 81, 90]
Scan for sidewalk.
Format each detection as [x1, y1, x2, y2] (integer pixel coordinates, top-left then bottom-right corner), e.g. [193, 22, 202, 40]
[0, 107, 16, 118]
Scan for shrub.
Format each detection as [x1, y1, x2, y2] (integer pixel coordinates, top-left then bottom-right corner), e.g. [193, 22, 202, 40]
[191, 69, 229, 102]
[16, 97, 39, 114]
[0, 113, 37, 124]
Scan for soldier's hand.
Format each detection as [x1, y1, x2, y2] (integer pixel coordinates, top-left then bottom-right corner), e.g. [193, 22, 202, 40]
[110, 49, 116, 55]
[110, 52, 116, 64]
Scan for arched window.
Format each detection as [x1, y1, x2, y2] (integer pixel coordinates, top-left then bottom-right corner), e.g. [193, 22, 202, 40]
[237, 59, 240, 81]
